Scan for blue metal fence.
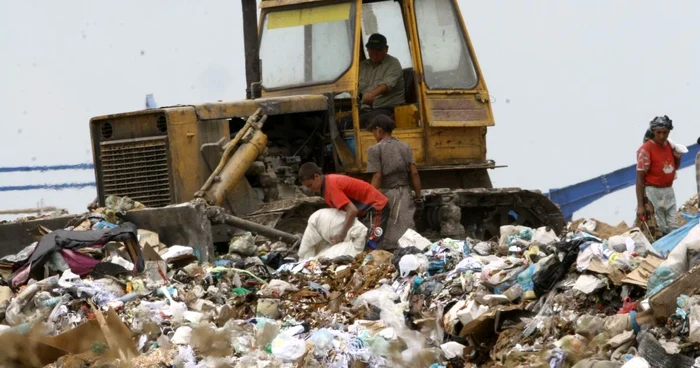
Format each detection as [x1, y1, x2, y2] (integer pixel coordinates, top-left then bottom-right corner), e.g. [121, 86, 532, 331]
[2, 146, 698, 220]
[0, 163, 96, 192]
[547, 144, 700, 221]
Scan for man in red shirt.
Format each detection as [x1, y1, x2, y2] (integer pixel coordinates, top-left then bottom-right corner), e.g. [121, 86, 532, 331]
[299, 162, 390, 249]
[636, 115, 681, 237]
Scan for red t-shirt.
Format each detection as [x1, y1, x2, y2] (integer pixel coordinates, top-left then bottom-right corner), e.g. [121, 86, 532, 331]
[322, 174, 388, 216]
[636, 140, 676, 187]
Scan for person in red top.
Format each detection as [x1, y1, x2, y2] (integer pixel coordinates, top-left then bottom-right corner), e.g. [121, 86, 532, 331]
[636, 115, 681, 236]
[298, 162, 390, 249]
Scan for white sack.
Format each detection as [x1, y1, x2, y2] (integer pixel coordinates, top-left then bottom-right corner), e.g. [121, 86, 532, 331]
[297, 208, 368, 260]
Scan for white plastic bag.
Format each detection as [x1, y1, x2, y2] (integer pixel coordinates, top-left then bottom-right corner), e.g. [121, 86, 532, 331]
[623, 228, 656, 256]
[668, 138, 689, 154]
[578, 219, 597, 233]
[499, 225, 531, 249]
[398, 254, 430, 277]
[440, 341, 465, 359]
[622, 357, 650, 368]
[258, 279, 298, 297]
[533, 227, 559, 245]
[689, 305, 700, 343]
[271, 333, 306, 361]
[398, 229, 432, 251]
[297, 209, 367, 260]
[172, 326, 193, 345]
[161, 245, 195, 262]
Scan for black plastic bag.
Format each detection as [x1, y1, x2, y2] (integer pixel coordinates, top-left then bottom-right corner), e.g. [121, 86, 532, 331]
[532, 238, 590, 297]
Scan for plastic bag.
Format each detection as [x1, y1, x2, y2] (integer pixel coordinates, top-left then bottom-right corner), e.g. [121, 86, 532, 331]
[258, 279, 298, 297]
[310, 329, 335, 356]
[533, 226, 559, 245]
[578, 219, 597, 233]
[271, 333, 306, 362]
[499, 225, 532, 249]
[440, 341, 465, 359]
[647, 224, 700, 296]
[689, 305, 700, 343]
[622, 357, 650, 368]
[652, 213, 700, 257]
[472, 241, 492, 256]
[668, 138, 688, 154]
[532, 238, 583, 297]
[604, 314, 632, 337]
[398, 254, 429, 277]
[229, 232, 256, 256]
[398, 229, 431, 251]
[162, 245, 195, 262]
[575, 314, 605, 338]
[298, 209, 367, 260]
[624, 228, 656, 256]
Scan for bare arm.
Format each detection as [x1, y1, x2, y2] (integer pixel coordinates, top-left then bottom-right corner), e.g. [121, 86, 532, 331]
[636, 171, 646, 218]
[363, 84, 389, 105]
[335, 202, 359, 243]
[409, 163, 422, 200]
[371, 172, 382, 189]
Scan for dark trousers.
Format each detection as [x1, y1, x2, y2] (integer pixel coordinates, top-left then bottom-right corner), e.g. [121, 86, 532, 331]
[338, 107, 395, 131]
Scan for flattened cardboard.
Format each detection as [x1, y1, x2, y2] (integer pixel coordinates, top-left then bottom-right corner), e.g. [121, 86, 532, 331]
[458, 304, 523, 338]
[90, 303, 139, 360]
[622, 256, 664, 287]
[138, 229, 160, 248]
[29, 307, 138, 365]
[0, 286, 11, 304]
[586, 258, 625, 285]
[143, 243, 168, 285]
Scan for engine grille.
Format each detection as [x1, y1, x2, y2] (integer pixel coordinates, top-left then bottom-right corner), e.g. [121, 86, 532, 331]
[99, 136, 172, 207]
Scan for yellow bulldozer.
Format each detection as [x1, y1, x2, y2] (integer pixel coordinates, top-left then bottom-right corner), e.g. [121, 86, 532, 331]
[1, 0, 563, 259]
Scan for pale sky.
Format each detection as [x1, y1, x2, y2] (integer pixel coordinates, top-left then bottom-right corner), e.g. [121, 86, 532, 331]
[2, 1, 699, 224]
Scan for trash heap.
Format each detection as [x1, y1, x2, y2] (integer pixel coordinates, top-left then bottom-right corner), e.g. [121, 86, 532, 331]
[3, 198, 700, 367]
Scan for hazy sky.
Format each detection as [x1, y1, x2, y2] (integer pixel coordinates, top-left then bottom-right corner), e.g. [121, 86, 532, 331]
[2, 1, 699, 224]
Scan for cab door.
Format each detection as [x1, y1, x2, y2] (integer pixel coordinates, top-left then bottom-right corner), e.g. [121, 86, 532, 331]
[354, 0, 426, 169]
[407, 0, 494, 128]
[403, 0, 494, 165]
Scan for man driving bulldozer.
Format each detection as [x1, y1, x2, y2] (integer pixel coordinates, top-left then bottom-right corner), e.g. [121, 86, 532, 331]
[339, 33, 405, 130]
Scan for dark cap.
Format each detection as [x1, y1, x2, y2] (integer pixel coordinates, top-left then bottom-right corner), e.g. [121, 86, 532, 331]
[365, 33, 387, 50]
[367, 114, 396, 132]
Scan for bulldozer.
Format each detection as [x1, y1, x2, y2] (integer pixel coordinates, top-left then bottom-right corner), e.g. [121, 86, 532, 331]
[0, 0, 564, 259]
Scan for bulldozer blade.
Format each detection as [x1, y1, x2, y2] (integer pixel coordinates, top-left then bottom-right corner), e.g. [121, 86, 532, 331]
[0, 204, 217, 262]
[0, 214, 83, 258]
[122, 202, 215, 262]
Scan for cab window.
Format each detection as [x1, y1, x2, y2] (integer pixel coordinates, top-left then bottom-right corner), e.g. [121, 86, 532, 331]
[414, 0, 478, 89]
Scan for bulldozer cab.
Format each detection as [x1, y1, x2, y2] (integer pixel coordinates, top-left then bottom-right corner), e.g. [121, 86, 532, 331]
[0, 0, 566, 259]
[258, 0, 495, 176]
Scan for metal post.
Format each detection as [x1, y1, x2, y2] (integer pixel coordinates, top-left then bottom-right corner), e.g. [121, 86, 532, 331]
[242, 0, 261, 99]
[207, 206, 300, 244]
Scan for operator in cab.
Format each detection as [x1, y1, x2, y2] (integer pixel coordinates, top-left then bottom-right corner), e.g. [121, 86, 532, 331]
[635, 115, 682, 239]
[339, 33, 405, 130]
[366, 114, 423, 251]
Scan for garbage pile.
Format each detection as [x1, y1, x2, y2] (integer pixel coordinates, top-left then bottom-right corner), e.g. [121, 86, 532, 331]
[3, 199, 700, 367]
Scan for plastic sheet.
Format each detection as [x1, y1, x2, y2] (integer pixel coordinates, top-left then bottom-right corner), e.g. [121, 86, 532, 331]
[652, 214, 700, 256]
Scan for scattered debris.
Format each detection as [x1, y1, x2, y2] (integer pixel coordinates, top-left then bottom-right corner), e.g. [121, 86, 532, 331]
[1, 195, 700, 367]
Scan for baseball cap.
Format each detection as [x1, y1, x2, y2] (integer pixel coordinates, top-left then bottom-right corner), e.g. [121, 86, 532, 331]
[365, 33, 387, 50]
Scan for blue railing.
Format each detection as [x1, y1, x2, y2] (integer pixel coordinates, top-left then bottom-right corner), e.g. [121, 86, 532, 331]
[547, 143, 700, 221]
[3, 145, 698, 220]
[0, 163, 96, 192]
